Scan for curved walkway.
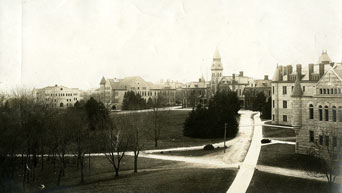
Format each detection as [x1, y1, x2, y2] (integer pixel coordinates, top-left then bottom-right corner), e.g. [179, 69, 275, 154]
[226, 112, 262, 193]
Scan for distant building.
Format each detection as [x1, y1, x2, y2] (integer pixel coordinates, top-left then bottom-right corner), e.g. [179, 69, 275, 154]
[271, 51, 342, 155]
[243, 75, 272, 110]
[98, 76, 183, 109]
[34, 85, 83, 108]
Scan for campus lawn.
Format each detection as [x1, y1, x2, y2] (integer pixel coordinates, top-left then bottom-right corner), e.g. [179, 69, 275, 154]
[257, 144, 324, 173]
[158, 147, 224, 157]
[114, 110, 223, 150]
[262, 126, 295, 138]
[14, 156, 237, 193]
[246, 170, 340, 193]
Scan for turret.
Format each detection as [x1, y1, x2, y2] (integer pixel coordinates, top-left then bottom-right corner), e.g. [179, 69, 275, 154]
[211, 48, 223, 93]
[291, 74, 303, 133]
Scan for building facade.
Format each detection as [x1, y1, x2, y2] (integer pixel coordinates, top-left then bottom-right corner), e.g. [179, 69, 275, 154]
[34, 85, 83, 108]
[271, 51, 342, 155]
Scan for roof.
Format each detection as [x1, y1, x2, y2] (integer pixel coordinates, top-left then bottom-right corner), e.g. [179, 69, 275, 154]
[213, 47, 221, 59]
[317, 51, 332, 64]
[100, 77, 106, 84]
[291, 75, 303, 97]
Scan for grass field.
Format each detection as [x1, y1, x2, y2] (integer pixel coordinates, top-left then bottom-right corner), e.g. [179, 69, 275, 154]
[13, 156, 237, 193]
[115, 110, 223, 150]
[246, 170, 340, 193]
[262, 125, 295, 138]
[258, 144, 324, 173]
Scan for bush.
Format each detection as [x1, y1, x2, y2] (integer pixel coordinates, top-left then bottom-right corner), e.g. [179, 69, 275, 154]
[203, 144, 215, 150]
[261, 138, 271, 144]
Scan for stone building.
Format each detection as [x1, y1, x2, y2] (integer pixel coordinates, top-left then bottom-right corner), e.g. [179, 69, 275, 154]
[34, 85, 83, 108]
[243, 75, 272, 110]
[271, 51, 342, 155]
[98, 76, 182, 109]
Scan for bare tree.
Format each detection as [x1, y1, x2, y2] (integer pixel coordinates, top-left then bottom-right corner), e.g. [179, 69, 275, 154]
[306, 129, 342, 193]
[129, 113, 146, 173]
[148, 97, 169, 148]
[104, 116, 129, 177]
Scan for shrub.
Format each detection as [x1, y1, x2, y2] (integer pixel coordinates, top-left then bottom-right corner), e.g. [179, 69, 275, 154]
[203, 144, 215, 150]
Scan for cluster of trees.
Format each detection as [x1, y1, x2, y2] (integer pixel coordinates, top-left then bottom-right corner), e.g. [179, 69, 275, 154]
[183, 90, 240, 138]
[122, 91, 169, 110]
[0, 90, 168, 192]
[246, 92, 271, 119]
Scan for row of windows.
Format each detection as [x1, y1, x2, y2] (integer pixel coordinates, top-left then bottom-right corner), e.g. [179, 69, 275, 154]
[272, 86, 305, 95]
[309, 104, 342, 122]
[271, 114, 288, 122]
[272, 100, 288, 108]
[319, 88, 342, 95]
[309, 130, 341, 147]
[45, 93, 78, 97]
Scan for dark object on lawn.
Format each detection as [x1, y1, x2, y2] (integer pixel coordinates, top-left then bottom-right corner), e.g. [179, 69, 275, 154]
[203, 144, 215, 150]
[160, 151, 164, 154]
[261, 139, 271, 144]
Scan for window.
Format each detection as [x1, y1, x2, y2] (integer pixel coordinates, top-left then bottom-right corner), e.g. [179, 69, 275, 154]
[309, 130, 314, 142]
[333, 106, 337, 122]
[325, 106, 329, 121]
[272, 86, 274, 94]
[283, 115, 287, 122]
[333, 137, 337, 147]
[272, 114, 275, 121]
[272, 100, 275, 108]
[339, 106, 342, 122]
[309, 104, 314, 119]
[323, 89, 326, 94]
[331, 89, 333, 94]
[282, 86, 287, 95]
[335, 89, 337, 94]
[283, 101, 287, 108]
[319, 105, 323, 121]
[327, 89, 330, 94]
[291, 86, 294, 91]
[319, 135, 323, 145]
[320, 89, 322, 94]
[303, 86, 305, 92]
[325, 135, 329, 146]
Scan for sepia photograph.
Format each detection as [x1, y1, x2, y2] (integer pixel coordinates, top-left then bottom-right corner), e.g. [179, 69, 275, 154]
[0, 0, 341, 192]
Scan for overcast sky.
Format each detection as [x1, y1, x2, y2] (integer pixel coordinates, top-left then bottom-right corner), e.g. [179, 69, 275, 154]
[1, 0, 342, 91]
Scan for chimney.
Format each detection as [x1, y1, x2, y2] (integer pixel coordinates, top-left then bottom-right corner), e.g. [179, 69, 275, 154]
[319, 63, 325, 77]
[264, 75, 269, 80]
[287, 65, 293, 74]
[283, 66, 288, 76]
[296, 64, 302, 80]
[232, 73, 235, 80]
[239, 71, 243, 77]
[308, 63, 314, 80]
[279, 65, 283, 81]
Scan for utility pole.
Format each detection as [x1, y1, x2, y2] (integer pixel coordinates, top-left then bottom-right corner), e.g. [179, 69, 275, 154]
[224, 123, 227, 153]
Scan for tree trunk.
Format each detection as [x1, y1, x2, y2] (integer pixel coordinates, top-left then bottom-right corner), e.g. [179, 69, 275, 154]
[57, 163, 64, 186]
[154, 138, 158, 148]
[80, 156, 84, 184]
[41, 153, 44, 170]
[134, 156, 138, 173]
[115, 167, 119, 177]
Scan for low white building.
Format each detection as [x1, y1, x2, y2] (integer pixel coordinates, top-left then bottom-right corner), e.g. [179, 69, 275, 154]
[34, 85, 83, 108]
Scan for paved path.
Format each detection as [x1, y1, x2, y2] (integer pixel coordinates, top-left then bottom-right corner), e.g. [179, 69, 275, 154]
[256, 165, 342, 184]
[226, 112, 262, 193]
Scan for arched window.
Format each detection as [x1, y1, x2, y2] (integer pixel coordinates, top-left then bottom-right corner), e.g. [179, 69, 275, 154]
[339, 106, 342, 122]
[323, 89, 326, 94]
[324, 105, 329, 121]
[319, 105, 323, 121]
[333, 106, 337, 122]
[60, 103, 64, 107]
[309, 104, 314, 119]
